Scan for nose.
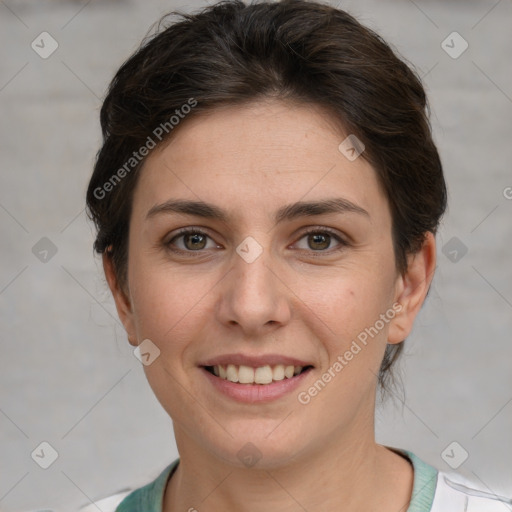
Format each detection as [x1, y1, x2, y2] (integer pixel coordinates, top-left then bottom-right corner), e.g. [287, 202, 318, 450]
[216, 243, 292, 337]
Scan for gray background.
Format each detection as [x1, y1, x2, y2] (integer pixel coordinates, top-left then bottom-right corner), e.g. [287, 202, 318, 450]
[1, 0, 511, 511]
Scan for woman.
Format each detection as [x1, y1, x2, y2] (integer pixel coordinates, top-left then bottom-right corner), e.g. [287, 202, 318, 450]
[85, 1, 509, 510]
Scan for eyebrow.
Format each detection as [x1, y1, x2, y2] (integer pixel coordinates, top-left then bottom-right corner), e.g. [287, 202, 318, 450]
[146, 197, 370, 224]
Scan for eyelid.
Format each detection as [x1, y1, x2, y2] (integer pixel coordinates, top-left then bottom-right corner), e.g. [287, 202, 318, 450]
[292, 226, 349, 252]
[165, 227, 222, 253]
[164, 225, 349, 254]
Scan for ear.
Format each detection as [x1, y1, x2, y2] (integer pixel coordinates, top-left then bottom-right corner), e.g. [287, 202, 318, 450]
[387, 232, 437, 344]
[102, 252, 138, 346]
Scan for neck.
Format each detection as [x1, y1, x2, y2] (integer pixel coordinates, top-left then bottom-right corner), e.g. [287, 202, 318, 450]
[163, 421, 413, 512]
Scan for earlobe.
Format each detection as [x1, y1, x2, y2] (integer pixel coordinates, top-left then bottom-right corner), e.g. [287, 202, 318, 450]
[387, 232, 437, 345]
[102, 252, 138, 346]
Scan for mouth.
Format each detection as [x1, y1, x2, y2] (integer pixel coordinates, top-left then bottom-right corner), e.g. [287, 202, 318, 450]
[198, 354, 315, 402]
[203, 364, 314, 385]
[198, 355, 314, 403]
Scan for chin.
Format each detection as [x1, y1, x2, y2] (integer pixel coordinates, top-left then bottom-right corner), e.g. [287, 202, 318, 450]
[202, 424, 311, 471]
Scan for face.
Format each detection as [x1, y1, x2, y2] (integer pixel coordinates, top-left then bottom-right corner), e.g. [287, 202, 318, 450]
[107, 99, 433, 469]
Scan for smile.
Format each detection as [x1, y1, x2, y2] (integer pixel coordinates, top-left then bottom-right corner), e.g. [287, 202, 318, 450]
[199, 354, 314, 402]
[205, 364, 312, 385]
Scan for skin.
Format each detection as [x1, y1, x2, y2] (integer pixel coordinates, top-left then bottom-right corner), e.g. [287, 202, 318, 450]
[104, 98, 436, 511]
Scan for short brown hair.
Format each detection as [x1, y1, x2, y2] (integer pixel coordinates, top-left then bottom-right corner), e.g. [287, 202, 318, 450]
[86, 0, 447, 391]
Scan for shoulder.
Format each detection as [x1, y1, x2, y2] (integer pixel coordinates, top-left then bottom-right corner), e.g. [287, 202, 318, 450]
[398, 449, 511, 512]
[78, 459, 179, 512]
[431, 471, 512, 512]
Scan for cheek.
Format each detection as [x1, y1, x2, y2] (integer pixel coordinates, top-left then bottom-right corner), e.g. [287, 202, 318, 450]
[127, 263, 212, 407]
[128, 259, 205, 350]
[298, 270, 394, 342]
[294, 268, 397, 401]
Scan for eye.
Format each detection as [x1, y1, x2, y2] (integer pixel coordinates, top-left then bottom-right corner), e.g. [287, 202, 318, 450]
[294, 228, 347, 252]
[166, 229, 219, 252]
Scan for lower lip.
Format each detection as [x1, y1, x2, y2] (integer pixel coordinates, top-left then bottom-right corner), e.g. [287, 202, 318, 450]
[200, 367, 313, 403]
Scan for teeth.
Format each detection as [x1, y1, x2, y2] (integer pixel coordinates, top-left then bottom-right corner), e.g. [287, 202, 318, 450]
[272, 364, 285, 381]
[211, 364, 305, 384]
[226, 364, 239, 383]
[238, 365, 254, 384]
[255, 365, 273, 384]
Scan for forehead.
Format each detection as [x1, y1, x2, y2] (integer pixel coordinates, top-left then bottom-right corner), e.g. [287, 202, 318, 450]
[132, 99, 388, 223]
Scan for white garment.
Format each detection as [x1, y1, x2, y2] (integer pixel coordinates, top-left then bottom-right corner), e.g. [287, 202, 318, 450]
[76, 471, 511, 512]
[431, 472, 512, 512]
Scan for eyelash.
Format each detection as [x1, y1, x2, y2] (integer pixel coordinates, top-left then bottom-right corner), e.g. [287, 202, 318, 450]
[165, 226, 348, 256]
[297, 227, 348, 249]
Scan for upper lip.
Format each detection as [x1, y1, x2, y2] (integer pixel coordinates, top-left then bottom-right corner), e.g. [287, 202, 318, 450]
[199, 353, 313, 368]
